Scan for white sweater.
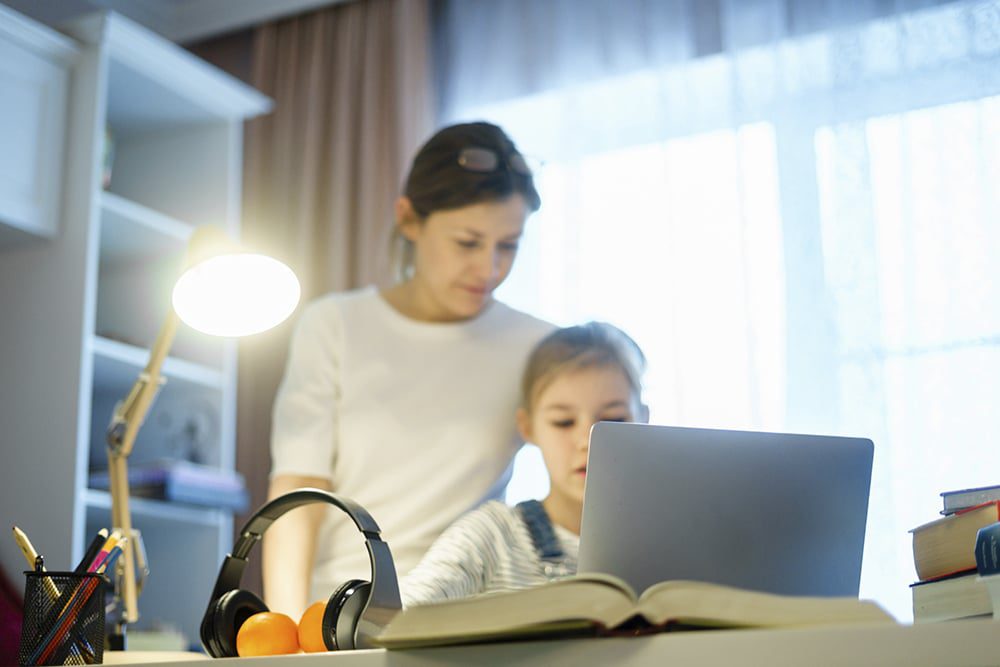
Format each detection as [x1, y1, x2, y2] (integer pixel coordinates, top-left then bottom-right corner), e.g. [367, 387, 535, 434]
[270, 287, 552, 602]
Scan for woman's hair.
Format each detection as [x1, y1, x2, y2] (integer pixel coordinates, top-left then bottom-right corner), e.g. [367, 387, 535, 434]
[393, 122, 541, 279]
[520, 322, 647, 412]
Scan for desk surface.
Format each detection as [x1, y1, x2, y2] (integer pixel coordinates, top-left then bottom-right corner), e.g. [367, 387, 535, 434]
[104, 619, 1000, 666]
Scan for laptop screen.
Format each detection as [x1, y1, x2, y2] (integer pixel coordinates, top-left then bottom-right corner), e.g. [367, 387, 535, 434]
[577, 422, 873, 596]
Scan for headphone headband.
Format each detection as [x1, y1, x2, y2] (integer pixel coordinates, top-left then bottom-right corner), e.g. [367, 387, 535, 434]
[234, 488, 381, 559]
[205, 488, 400, 649]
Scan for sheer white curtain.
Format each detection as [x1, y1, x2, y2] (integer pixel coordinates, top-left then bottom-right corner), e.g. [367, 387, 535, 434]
[436, 0, 1000, 620]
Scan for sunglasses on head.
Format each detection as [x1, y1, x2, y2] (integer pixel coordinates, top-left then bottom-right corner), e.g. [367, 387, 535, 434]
[457, 147, 537, 177]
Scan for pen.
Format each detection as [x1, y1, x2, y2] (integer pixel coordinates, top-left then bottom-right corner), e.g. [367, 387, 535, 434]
[75, 528, 109, 573]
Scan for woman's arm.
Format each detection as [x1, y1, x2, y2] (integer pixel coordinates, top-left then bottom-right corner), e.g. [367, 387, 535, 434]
[262, 473, 333, 620]
[265, 299, 343, 619]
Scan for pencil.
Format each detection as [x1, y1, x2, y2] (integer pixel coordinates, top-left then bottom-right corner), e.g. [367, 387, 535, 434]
[11, 525, 58, 598]
[96, 541, 126, 575]
[74, 528, 109, 573]
[87, 529, 122, 573]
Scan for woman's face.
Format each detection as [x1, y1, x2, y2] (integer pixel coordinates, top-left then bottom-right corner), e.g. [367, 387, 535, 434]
[520, 365, 640, 509]
[401, 194, 528, 321]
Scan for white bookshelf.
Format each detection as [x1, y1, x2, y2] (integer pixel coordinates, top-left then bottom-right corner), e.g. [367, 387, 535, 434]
[0, 8, 270, 648]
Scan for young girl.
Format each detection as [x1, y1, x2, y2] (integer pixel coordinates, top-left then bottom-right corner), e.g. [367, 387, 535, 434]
[400, 322, 648, 606]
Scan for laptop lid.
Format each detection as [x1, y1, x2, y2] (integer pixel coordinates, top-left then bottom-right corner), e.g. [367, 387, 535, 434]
[577, 422, 873, 597]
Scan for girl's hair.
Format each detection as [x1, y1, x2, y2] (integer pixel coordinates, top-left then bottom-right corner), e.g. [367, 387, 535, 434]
[520, 322, 647, 411]
[393, 122, 541, 279]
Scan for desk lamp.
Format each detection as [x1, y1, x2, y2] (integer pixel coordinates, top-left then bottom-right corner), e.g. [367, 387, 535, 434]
[104, 226, 300, 636]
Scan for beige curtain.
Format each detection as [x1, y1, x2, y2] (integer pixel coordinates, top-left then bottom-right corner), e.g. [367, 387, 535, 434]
[235, 0, 435, 596]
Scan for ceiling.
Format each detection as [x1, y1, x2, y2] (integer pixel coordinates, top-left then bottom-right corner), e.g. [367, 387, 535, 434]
[1, 0, 350, 43]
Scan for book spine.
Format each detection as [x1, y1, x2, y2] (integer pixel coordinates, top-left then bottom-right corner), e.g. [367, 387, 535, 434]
[975, 522, 1000, 576]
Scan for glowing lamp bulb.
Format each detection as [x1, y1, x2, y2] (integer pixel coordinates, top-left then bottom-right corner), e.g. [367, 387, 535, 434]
[172, 253, 300, 337]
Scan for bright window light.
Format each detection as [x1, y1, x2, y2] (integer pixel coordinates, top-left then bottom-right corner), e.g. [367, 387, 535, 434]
[501, 124, 786, 505]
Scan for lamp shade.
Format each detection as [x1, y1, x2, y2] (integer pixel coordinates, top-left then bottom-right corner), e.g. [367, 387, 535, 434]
[172, 252, 300, 337]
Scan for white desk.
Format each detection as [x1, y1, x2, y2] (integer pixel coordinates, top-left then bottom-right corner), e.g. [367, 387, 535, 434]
[105, 618, 1000, 666]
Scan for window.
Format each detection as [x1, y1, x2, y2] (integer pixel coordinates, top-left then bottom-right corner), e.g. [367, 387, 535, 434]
[448, 0, 1000, 620]
[815, 95, 1000, 612]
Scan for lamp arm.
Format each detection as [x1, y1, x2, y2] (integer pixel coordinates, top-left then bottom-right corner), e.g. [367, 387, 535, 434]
[105, 307, 180, 625]
[106, 309, 180, 457]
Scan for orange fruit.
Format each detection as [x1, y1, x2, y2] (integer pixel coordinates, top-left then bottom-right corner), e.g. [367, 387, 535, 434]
[236, 611, 300, 657]
[298, 601, 328, 653]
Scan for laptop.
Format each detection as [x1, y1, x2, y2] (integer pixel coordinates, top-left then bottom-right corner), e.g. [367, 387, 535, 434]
[577, 422, 873, 597]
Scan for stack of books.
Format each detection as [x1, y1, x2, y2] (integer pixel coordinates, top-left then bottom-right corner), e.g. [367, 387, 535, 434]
[908, 484, 1000, 622]
[88, 459, 249, 512]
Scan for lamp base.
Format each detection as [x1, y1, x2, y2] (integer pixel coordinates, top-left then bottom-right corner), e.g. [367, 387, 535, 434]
[107, 619, 127, 651]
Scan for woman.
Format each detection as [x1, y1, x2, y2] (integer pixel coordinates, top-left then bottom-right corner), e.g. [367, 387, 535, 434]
[263, 122, 553, 618]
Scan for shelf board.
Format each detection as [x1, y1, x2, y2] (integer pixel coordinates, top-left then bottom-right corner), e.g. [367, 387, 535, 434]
[91, 335, 224, 391]
[99, 192, 193, 263]
[0, 4, 78, 65]
[66, 12, 271, 135]
[83, 488, 227, 527]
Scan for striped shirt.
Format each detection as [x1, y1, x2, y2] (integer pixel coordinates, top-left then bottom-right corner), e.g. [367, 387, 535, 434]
[400, 500, 579, 607]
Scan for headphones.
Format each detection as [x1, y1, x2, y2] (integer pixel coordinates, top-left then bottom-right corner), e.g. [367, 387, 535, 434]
[200, 488, 401, 656]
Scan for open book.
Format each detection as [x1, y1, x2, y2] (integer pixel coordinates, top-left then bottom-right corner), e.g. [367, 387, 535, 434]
[374, 573, 895, 649]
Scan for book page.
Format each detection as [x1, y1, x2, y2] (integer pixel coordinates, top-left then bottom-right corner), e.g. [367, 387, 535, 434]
[375, 575, 636, 648]
[635, 580, 895, 628]
[564, 571, 638, 600]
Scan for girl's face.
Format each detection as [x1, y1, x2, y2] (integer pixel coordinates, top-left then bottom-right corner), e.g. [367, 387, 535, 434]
[518, 365, 641, 512]
[399, 194, 528, 322]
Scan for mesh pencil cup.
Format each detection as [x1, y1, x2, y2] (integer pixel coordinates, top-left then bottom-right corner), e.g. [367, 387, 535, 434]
[19, 570, 108, 665]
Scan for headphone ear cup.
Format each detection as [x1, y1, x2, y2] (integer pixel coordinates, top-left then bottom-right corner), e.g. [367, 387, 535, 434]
[199, 600, 222, 658]
[321, 579, 372, 651]
[210, 589, 268, 658]
[200, 597, 223, 658]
